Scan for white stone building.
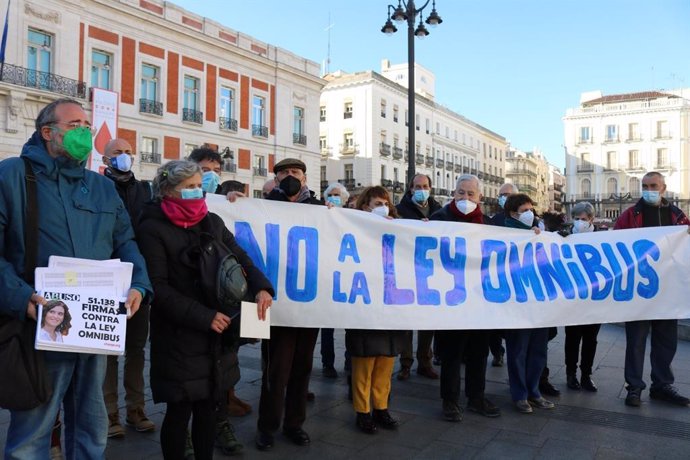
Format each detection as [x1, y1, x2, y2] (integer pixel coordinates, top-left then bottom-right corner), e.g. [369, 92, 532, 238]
[319, 60, 508, 211]
[0, 0, 324, 195]
[504, 147, 550, 212]
[548, 164, 565, 213]
[563, 90, 690, 221]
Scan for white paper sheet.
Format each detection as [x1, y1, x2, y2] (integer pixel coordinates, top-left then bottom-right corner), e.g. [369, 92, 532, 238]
[240, 301, 270, 339]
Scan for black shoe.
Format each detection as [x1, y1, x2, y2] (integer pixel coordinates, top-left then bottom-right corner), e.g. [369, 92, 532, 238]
[442, 399, 463, 422]
[467, 397, 501, 418]
[397, 366, 411, 381]
[625, 387, 642, 407]
[372, 409, 400, 429]
[567, 374, 581, 391]
[282, 427, 311, 446]
[255, 431, 274, 451]
[322, 366, 338, 379]
[356, 412, 377, 434]
[650, 385, 690, 406]
[580, 375, 598, 392]
[539, 380, 561, 397]
[491, 354, 504, 367]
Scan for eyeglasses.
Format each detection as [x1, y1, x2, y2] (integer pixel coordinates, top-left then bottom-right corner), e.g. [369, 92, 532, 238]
[50, 121, 96, 135]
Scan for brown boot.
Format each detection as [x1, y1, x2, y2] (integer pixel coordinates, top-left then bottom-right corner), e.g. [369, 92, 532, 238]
[227, 388, 252, 417]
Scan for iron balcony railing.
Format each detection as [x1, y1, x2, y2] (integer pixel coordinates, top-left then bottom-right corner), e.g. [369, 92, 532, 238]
[436, 159, 444, 168]
[139, 98, 163, 116]
[0, 62, 86, 98]
[379, 143, 391, 156]
[381, 179, 393, 187]
[339, 178, 355, 189]
[415, 154, 424, 165]
[253, 167, 267, 177]
[222, 162, 237, 173]
[140, 152, 161, 164]
[219, 117, 238, 131]
[425, 156, 434, 167]
[577, 163, 595, 172]
[293, 133, 307, 145]
[182, 108, 203, 124]
[252, 124, 268, 137]
[392, 147, 403, 160]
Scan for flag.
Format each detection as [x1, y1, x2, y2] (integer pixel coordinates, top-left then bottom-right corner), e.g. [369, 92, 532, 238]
[0, 0, 10, 64]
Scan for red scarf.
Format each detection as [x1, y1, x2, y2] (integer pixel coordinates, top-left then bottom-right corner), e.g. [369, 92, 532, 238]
[449, 200, 484, 224]
[160, 196, 208, 228]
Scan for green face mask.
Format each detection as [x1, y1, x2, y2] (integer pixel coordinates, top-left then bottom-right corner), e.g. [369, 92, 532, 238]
[59, 127, 93, 162]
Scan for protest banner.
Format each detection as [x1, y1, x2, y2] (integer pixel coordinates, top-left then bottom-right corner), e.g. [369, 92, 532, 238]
[206, 194, 690, 330]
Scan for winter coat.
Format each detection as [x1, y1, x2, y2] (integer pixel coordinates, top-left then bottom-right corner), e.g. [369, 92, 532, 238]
[395, 193, 442, 220]
[614, 198, 689, 229]
[0, 132, 152, 320]
[104, 169, 152, 235]
[137, 203, 274, 403]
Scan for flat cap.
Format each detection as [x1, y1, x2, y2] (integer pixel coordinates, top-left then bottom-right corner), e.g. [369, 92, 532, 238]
[273, 158, 306, 174]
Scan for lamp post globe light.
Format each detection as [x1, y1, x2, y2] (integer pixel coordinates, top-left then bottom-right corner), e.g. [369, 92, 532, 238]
[382, 0, 442, 185]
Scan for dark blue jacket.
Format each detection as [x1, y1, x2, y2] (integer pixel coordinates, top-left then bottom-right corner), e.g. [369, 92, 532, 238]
[0, 132, 152, 320]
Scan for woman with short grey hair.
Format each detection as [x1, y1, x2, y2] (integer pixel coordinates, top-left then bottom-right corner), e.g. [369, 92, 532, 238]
[323, 182, 350, 207]
[571, 202, 595, 221]
[152, 160, 203, 200]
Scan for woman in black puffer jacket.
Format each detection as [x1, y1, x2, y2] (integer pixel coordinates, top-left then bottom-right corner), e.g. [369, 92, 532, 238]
[138, 160, 273, 460]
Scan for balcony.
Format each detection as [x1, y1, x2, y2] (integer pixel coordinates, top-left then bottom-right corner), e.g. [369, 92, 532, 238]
[626, 136, 642, 142]
[392, 147, 403, 160]
[515, 183, 537, 194]
[140, 152, 161, 164]
[577, 138, 593, 145]
[435, 159, 444, 168]
[415, 154, 423, 165]
[577, 163, 595, 173]
[604, 136, 619, 144]
[393, 181, 405, 191]
[446, 161, 453, 171]
[320, 180, 329, 190]
[339, 178, 356, 190]
[625, 165, 644, 172]
[381, 179, 393, 187]
[425, 156, 434, 167]
[253, 167, 267, 177]
[343, 111, 353, 119]
[182, 108, 203, 124]
[222, 162, 237, 173]
[219, 117, 238, 132]
[0, 62, 86, 98]
[379, 143, 391, 156]
[252, 124, 268, 137]
[478, 171, 484, 180]
[507, 167, 537, 177]
[293, 133, 307, 145]
[139, 98, 163, 116]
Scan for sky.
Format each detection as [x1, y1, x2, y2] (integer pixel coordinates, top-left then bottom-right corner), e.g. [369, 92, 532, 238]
[173, 0, 690, 170]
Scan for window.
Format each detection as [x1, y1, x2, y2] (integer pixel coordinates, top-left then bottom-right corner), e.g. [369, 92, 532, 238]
[628, 150, 639, 168]
[628, 122, 639, 141]
[344, 101, 353, 119]
[380, 99, 386, 118]
[320, 166, 327, 182]
[657, 148, 668, 167]
[252, 95, 267, 136]
[415, 114, 420, 131]
[393, 105, 399, 122]
[435, 122, 440, 134]
[320, 136, 327, 150]
[140, 64, 159, 100]
[445, 126, 449, 138]
[607, 178, 618, 194]
[91, 50, 112, 89]
[320, 105, 326, 122]
[253, 155, 266, 176]
[343, 132, 354, 151]
[219, 87, 236, 130]
[293, 106, 306, 145]
[605, 124, 618, 142]
[606, 151, 616, 170]
[579, 126, 591, 143]
[183, 76, 199, 110]
[629, 177, 640, 193]
[393, 167, 399, 183]
[581, 179, 592, 198]
[140, 137, 160, 164]
[656, 120, 669, 138]
[404, 110, 409, 126]
[344, 164, 354, 180]
[27, 29, 52, 89]
[380, 165, 386, 180]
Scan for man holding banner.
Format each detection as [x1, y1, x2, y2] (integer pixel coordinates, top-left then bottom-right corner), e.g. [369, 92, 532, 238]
[615, 171, 690, 408]
[430, 174, 500, 421]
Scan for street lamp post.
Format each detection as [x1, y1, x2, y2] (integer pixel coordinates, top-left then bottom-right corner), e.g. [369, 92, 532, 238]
[382, 0, 442, 185]
[610, 192, 631, 220]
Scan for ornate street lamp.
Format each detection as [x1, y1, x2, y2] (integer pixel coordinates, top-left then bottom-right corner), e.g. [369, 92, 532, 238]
[382, 0, 442, 185]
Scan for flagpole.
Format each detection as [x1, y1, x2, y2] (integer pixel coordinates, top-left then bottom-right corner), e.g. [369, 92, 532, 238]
[0, 0, 11, 81]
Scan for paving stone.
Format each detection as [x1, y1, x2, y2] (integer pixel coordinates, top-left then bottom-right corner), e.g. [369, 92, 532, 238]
[356, 440, 421, 459]
[414, 441, 480, 460]
[536, 438, 597, 459]
[473, 440, 539, 460]
[594, 447, 648, 460]
[492, 429, 548, 448]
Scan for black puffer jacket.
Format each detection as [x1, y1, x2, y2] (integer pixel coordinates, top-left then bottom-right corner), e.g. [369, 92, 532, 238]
[104, 170, 152, 235]
[346, 329, 404, 357]
[137, 203, 274, 403]
[395, 192, 442, 220]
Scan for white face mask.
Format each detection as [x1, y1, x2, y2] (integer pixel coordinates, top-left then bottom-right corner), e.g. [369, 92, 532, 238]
[572, 219, 593, 234]
[455, 199, 477, 215]
[517, 210, 534, 227]
[371, 205, 389, 217]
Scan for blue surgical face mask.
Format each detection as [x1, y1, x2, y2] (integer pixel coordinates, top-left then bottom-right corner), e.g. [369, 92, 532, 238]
[642, 190, 661, 205]
[498, 195, 507, 208]
[109, 154, 132, 172]
[326, 196, 342, 207]
[413, 189, 430, 204]
[201, 171, 220, 193]
[180, 187, 204, 200]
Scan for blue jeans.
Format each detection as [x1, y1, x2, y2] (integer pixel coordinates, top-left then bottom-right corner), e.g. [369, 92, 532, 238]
[5, 352, 107, 460]
[504, 328, 548, 401]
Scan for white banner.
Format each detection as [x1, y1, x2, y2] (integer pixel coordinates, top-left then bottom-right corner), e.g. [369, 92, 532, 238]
[88, 88, 119, 173]
[207, 195, 690, 330]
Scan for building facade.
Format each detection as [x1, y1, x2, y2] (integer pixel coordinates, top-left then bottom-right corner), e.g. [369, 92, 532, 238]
[505, 147, 550, 212]
[319, 61, 508, 211]
[0, 0, 324, 194]
[563, 90, 690, 222]
[548, 164, 565, 213]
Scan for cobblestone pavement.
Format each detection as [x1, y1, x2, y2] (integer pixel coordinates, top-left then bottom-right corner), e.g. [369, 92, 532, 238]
[2, 324, 689, 459]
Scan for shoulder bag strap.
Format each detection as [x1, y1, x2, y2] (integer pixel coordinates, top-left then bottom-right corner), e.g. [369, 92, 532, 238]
[22, 158, 38, 285]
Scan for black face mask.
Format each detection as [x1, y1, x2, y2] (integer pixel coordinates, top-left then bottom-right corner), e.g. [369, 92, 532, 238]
[279, 175, 302, 197]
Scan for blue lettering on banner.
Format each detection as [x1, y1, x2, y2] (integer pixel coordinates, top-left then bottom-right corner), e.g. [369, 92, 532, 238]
[332, 271, 348, 303]
[415, 237, 440, 305]
[439, 237, 467, 305]
[349, 272, 371, 304]
[575, 244, 613, 300]
[633, 239, 660, 298]
[535, 243, 575, 300]
[338, 234, 361, 263]
[481, 240, 511, 303]
[234, 222, 279, 299]
[285, 226, 319, 302]
[508, 242, 544, 302]
[382, 234, 415, 304]
[602, 243, 634, 301]
[561, 244, 589, 299]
